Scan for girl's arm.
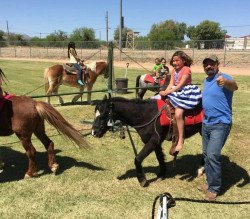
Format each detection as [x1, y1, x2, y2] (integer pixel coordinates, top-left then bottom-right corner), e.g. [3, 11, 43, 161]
[159, 73, 174, 96]
[70, 48, 81, 62]
[160, 73, 190, 96]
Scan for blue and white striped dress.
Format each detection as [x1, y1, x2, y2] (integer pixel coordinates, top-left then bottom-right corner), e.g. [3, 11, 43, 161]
[167, 67, 202, 109]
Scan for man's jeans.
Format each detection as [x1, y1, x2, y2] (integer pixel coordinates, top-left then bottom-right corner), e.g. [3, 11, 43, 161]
[202, 123, 231, 194]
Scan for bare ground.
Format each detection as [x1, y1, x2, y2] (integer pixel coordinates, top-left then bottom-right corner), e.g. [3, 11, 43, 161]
[114, 61, 250, 76]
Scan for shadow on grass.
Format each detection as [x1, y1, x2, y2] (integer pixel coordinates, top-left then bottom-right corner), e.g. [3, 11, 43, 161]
[0, 147, 105, 183]
[117, 154, 250, 194]
[63, 100, 101, 106]
[51, 99, 102, 107]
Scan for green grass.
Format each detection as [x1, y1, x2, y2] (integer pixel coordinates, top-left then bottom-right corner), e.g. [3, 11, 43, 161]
[0, 59, 249, 219]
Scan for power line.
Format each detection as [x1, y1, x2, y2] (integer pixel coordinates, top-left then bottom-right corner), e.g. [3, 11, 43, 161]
[221, 24, 250, 28]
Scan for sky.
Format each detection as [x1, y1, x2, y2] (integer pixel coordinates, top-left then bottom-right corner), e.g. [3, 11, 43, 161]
[0, 0, 250, 40]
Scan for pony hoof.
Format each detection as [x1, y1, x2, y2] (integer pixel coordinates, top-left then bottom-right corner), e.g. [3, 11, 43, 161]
[51, 163, 59, 174]
[139, 179, 149, 187]
[24, 172, 38, 179]
[24, 173, 32, 179]
[156, 176, 165, 182]
[197, 166, 205, 178]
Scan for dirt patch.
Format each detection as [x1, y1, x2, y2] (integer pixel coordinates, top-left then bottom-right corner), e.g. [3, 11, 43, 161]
[114, 61, 250, 76]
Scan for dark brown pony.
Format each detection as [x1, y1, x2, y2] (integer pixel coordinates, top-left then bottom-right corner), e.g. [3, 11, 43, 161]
[44, 61, 108, 104]
[0, 70, 88, 178]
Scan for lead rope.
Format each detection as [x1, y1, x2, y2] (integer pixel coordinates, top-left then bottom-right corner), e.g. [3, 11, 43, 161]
[152, 193, 176, 219]
[133, 104, 169, 129]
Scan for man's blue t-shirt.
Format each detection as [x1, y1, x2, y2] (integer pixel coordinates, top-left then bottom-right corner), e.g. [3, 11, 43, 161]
[202, 73, 234, 125]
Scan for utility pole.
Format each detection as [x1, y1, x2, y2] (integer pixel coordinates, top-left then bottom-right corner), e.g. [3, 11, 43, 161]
[6, 20, 10, 39]
[119, 0, 122, 60]
[106, 11, 109, 45]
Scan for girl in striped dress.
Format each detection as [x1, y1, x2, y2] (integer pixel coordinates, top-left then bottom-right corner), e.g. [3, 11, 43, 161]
[159, 51, 202, 154]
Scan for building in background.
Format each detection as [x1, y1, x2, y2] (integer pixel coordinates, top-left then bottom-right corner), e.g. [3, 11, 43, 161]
[226, 35, 250, 50]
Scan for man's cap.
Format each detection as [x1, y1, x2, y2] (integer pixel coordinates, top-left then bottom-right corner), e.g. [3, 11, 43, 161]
[203, 55, 219, 64]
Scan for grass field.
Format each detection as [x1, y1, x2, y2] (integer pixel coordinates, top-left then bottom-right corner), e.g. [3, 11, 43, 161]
[0, 59, 249, 218]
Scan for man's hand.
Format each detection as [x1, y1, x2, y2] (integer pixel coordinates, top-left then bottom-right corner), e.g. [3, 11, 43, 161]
[216, 73, 238, 91]
[216, 74, 226, 87]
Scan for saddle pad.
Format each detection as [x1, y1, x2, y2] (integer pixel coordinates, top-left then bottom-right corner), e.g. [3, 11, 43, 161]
[144, 74, 166, 86]
[63, 64, 77, 74]
[157, 99, 171, 126]
[159, 77, 166, 86]
[144, 74, 155, 84]
[0, 94, 15, 108]
[157, 99, 204, 126]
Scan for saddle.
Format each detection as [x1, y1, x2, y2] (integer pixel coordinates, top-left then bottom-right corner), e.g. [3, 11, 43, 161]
[63, 63, 79, 74]
[63, 64, 89, 82]
[144, 74, 169, 87]
[162, 100, 203, 159]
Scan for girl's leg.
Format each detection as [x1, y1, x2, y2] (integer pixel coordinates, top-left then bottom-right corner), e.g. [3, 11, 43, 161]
[175, 107, 184, 152]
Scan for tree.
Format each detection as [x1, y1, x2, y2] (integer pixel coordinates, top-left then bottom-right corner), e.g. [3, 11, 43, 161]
[187, 20, 227, 49]
[30, 36, 45, 47]
[113, 26, 133, 48]
[135, 36, 149, 49]
[69, 27, 98, 48]
[0, 30, 6, 46]
[45, 30, 68, 47]
[8, 33, 28, 46]
[147, 20, 187, 49]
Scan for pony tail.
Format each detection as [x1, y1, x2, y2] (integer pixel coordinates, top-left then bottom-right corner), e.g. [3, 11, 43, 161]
[35, 101, 89, 149]
[44, 67, 50, 93]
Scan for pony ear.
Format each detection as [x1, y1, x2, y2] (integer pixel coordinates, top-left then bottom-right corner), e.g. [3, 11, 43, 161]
[103, 95, 108, 100]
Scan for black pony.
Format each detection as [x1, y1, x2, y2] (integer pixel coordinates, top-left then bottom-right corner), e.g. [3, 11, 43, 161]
[135, 74, 171, 99]
[92, 96, 203, 187]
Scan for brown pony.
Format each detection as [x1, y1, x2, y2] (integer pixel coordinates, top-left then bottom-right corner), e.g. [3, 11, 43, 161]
[0, 70, 88, 178]
[44, 61, 108, 105]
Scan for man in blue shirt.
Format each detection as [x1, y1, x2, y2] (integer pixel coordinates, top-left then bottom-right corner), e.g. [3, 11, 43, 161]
[199, 55, 238, 201]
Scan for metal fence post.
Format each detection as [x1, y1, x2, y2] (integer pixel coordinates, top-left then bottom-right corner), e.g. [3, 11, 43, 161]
[107, 42, 113, 93]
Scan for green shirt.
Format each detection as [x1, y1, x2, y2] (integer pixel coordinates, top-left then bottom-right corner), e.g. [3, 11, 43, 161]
[153, 64, 163, 73]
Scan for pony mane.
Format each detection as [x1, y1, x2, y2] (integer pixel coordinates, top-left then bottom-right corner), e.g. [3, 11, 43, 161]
[86, 62, 96, 72]
[109, 97, 153, 105]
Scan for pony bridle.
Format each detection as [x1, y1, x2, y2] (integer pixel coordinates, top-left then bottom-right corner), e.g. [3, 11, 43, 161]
[107, 102, 115, 130]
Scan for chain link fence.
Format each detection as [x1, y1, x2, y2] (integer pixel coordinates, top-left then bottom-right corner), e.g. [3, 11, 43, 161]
[0, 39, 250, 67]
